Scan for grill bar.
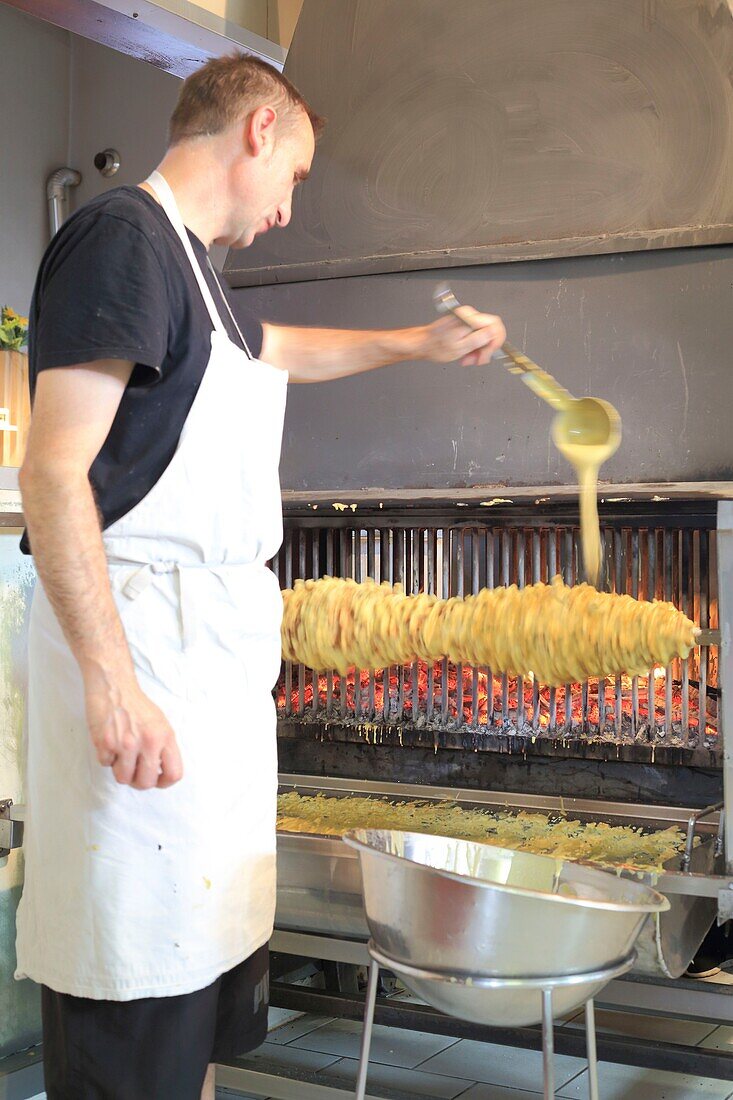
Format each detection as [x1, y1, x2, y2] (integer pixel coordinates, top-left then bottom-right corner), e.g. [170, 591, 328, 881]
[325, 529, 334, 717]
[339, 532, 349, 722]
[297, 531, 306, 717]
[284, 531, 293, 718]
[311, 532, 320, 720]
[718, 502, 733, 873]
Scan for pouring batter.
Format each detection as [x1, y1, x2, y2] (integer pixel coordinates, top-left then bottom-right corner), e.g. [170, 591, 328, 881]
[434, 285, 621, 586]
[552, 398, 621, 586]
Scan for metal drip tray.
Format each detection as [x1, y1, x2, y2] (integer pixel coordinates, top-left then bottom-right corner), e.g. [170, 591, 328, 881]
[275, 776, 723, 978]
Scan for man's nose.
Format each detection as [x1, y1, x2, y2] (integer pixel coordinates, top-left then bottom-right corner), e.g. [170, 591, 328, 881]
[276, 200, 292, 228]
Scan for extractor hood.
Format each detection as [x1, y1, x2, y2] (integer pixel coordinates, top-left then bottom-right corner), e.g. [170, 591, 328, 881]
[5, 0, 286, 76]
[224, 0, 733, 287]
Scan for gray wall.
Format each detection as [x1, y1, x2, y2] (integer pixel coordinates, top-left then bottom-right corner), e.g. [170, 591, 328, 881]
[70, 38, 179, 208]
[0, 5, 71, 314]
[232, 246, 733, 490]
[68, 39, 231, 268]
[0, 12, 184, 316]
[71, 36, 248, 265]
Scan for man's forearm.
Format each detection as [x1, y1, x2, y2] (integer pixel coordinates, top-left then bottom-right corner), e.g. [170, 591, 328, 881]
[21, 464, 135, 689]
[261, 307, 507, 380]
[261, 323, 425, 382]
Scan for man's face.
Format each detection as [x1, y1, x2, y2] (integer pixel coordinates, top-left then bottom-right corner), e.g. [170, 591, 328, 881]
[226, 110, 315, 249]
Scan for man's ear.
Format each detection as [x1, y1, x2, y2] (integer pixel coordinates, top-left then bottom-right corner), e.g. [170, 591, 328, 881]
[245, 105, 278, 157]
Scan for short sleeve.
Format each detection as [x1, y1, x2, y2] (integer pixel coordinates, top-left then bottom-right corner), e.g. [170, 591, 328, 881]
[32, 213, 169, 388]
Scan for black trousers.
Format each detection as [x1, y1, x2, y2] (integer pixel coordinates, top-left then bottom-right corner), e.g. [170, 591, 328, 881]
[41, 944, 269, 1100]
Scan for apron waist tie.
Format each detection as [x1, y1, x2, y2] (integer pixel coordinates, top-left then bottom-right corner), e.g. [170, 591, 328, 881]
[112, 559, 268, 652]
[120, 561, 199, 650]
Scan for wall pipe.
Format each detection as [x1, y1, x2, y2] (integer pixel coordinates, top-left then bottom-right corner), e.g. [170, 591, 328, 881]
[46, 167, 82, 239]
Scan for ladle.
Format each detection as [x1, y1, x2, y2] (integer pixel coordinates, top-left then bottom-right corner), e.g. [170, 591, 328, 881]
[432, 284, 622, 584]
[551, 398, 621, 585]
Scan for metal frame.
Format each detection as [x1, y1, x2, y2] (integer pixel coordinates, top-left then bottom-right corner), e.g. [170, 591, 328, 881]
[276, 775, 732, 895]
[269, 929, 733, 1025]
[0, 1048, 44, 1100]
[259, 974, 733, 1080]
[0, 800, 23, 860]
[278, 734, 725, 809]
[280, 483, 733, 510]
[719, 501, 733, 874]
[4, 0, 286, 79]
[277, 967, 733, 1033]
[216, 1064, 376, 1100]
[274, 494, 732, 914]
[354, 944, 633, 1100]
[279, 773, 724, 826]
[275, 501, 722, 761]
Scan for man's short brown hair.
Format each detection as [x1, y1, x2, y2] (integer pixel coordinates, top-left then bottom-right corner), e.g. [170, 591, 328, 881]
[168, 54, 324, 146]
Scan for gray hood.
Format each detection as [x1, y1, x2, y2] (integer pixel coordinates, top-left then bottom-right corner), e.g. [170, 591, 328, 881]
[225, 0, 733, 288]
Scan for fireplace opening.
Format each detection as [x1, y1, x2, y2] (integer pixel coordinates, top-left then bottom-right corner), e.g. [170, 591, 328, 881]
[273, 502, 719, 759]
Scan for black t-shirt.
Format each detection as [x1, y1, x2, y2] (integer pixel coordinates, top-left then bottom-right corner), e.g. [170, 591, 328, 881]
[21, 186, 263, 553]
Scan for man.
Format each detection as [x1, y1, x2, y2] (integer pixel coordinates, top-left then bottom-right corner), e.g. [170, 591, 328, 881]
[17, 54, 506, 1099]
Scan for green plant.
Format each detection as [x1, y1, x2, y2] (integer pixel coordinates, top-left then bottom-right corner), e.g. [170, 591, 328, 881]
[0, 307, 28, 351]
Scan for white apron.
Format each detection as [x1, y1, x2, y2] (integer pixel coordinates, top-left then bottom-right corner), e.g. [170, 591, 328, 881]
[16, 172, 288, 1000]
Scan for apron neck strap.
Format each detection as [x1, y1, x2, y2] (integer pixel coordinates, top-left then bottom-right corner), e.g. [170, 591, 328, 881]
[204, 257, 253, 359]
[145, 170, 228, 339]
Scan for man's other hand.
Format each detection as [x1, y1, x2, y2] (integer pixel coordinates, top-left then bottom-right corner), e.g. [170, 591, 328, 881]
[86, 679, 184, 790]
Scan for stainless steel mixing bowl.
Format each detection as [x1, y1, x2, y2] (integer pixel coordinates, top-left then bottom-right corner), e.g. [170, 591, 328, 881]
[343, 829, 669, 979]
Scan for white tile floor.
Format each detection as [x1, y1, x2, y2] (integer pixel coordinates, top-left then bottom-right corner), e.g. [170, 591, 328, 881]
[288, 1017, 460, 1066]
[700, 1026, 733, 1052]
[25, 1005, 733, 1099]
[557, 1064, 733, 1099]
[227, 1003, 733, 1100]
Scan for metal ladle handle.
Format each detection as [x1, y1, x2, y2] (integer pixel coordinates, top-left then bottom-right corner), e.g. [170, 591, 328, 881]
[433, 283, 575, 412]
[500, 341, 575, 412]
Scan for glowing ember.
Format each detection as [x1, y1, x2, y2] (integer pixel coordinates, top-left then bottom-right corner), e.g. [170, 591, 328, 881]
[277, 663, 717, 738]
